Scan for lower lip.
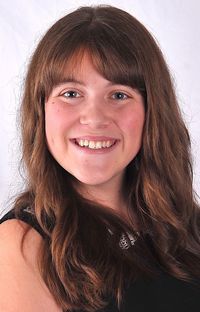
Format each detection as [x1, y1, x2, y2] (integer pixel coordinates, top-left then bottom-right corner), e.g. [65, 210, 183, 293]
[70, 140, 119, 154]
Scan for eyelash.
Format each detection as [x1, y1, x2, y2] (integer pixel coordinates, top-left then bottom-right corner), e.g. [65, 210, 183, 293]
[61, 90, 130, 100]
[111, 92, 129, 100]
[62, 90, 81, 98]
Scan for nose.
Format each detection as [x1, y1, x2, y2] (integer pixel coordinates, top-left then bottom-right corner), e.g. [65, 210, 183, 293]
[79, 101, 111, 129]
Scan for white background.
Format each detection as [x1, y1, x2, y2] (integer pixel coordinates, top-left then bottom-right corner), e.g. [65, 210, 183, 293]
[0, 0, 200, 214]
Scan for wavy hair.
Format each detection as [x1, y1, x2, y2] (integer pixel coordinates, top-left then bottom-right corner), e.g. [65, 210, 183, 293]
[14, 5, 200, 311]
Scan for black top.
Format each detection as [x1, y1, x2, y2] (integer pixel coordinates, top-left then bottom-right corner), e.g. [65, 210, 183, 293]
[1, 208, 200, 312]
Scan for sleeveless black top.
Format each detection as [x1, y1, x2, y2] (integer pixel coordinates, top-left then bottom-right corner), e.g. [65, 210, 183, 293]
[1, 208, 200, 312]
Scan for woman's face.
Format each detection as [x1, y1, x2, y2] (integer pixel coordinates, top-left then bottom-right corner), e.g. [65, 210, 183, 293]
[45, 53, 145, 191]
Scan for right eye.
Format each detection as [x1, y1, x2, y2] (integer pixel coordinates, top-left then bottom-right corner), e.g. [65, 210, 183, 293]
[62, 90, 81, 98]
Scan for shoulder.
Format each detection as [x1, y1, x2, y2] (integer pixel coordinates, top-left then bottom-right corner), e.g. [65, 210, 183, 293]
[0, 219, 61, 311]
[0, 218, 43, 268]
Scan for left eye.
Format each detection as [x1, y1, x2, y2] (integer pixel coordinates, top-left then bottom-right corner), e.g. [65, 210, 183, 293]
[62, 90, 81, 98]
[111, 92, 129, 100]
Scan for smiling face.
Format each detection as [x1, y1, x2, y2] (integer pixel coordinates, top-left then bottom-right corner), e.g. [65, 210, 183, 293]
[45, 52, 145, 196]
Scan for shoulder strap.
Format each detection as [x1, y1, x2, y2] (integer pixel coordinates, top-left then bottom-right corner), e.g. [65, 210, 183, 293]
[0, 207, 46, 238]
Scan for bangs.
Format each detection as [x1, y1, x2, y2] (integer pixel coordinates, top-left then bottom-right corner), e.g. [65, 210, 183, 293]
[41, 23, 146, 100]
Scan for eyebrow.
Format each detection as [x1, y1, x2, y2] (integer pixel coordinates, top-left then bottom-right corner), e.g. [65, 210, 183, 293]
[55, 78, 85, 87]
[54, 77, 123, 88]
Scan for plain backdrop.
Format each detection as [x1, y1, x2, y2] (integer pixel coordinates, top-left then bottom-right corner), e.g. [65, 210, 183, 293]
[0, 0, 200, 214]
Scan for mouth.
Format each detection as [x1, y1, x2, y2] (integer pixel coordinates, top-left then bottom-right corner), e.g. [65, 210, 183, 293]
[71, 138, 118, 150]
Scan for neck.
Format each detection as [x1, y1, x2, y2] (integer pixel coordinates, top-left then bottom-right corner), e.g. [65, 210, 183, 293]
[77, 176, 125, 213]
[75, 176, 140, 231]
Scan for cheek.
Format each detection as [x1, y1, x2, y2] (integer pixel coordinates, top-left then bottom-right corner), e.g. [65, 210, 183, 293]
[45, 114, 63, 151]
[45, 102, 74, 138]
[119, 108, 145, 137]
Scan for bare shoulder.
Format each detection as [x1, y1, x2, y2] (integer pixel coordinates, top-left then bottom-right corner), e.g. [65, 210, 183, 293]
[0, 218, 41, 257]
[0, 219, 61, 312]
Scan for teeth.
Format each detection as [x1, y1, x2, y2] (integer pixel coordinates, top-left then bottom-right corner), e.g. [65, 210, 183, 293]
[83, 139, 89, 147]
[76, 139, 115, 149]
[106, 141, 111, 147]
[89, 141, 95, 148]
[96, 141, 102, 149]
[79, 139, 84, 146]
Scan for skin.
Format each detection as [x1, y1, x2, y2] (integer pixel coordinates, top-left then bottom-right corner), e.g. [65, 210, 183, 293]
[0, 52, 145, 310]
[45, 52, 145, 210]
[0, 220, 62, 311]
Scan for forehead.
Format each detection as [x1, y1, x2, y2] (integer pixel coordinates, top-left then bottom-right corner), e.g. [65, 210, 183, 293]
[52, 47, 132, 86]
[63, 50, 100, 80]
[43, 46, 146, 100]
[52, 53, 129, 94]
[48, 48, 102, 88]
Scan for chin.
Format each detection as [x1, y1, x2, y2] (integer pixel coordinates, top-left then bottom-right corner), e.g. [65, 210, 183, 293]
[76, 177, 109, 186]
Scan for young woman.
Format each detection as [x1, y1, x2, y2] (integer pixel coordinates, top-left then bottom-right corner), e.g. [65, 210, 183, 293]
[0, 5, 200, 312]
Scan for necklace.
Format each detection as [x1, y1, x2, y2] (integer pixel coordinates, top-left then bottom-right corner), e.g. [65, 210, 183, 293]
[108, 228, 139, 250]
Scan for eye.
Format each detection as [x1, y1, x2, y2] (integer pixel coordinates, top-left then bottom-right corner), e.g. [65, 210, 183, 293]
[62, 90, 81, 98]
[111, 92, 129, 100]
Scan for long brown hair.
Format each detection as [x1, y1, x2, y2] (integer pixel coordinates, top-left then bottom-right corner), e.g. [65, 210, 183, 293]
[14, 5, 200, 311]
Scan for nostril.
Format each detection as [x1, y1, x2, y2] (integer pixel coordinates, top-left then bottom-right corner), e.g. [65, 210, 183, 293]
[79, 119, 110, 127]
[79, 112, 110, 126]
